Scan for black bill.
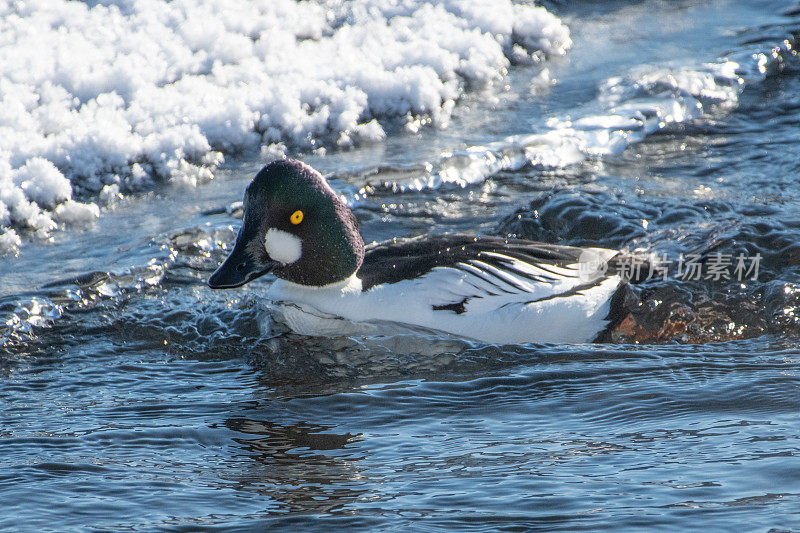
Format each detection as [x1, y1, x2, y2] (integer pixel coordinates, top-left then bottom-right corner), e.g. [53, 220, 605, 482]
[208, 239, 278, 289]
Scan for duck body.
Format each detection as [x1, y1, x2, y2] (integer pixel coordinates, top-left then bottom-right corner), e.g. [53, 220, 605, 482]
[209, 160, 635, 344]
[266, 234, 628, 344]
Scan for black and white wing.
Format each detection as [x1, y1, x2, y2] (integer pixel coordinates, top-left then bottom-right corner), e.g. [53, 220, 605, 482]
[359, 234, 631, 313]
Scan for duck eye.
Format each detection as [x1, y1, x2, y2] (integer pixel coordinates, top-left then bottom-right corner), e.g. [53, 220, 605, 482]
[290, 210, 304, 225]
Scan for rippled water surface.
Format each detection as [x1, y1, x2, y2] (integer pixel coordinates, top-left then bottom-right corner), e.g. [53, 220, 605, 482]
[3, 0, 800, 530]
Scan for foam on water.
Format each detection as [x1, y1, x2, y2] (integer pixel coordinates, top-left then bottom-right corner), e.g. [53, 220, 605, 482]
[0, 0, 570, 254]
[345, 41, 799, 196]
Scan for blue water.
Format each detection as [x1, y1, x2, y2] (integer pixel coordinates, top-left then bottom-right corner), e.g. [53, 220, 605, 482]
[2, 1, 800, 530]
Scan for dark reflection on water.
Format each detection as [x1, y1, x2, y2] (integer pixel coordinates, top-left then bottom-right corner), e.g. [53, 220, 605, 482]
[224, 418, 365, 515]
[222, 344, 799, 530]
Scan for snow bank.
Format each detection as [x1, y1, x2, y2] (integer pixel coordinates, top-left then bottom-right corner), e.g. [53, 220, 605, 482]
[0, 0, 570, 254]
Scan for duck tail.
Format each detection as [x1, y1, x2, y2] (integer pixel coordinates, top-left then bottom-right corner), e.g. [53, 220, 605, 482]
[593, 281, 638, 343]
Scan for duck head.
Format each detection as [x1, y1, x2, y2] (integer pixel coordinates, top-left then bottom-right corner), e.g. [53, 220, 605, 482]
[208, 159, 364, 289]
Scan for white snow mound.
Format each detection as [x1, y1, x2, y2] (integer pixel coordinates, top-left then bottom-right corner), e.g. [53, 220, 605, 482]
[0, 0, 570, 254]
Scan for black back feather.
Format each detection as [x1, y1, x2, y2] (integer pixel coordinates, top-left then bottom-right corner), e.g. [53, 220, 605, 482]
[358, 234, 647, 290]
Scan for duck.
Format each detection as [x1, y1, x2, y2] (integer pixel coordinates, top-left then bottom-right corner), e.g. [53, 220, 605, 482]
[208, 158, 640, 344]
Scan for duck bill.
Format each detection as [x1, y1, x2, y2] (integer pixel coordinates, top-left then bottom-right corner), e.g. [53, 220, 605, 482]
[208, 241, 278, 289]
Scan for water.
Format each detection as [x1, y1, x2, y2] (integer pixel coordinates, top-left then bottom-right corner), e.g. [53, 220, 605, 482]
[2, 0, 800, 530]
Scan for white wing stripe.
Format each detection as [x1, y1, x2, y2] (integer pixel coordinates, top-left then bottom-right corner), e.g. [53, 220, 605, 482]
[453, 263, 515, 294]
[468, 259, 532, 293]
[478, 252, 579, 282]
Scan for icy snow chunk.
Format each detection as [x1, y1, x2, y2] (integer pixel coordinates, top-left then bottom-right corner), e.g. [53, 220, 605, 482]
[99, 183, 122, 205]
[512, 5, 572, 57]
[0, 228, 22, 255]
[13, 158, 72, 208]
[338, 120, 387, 146]
[53, 200, 100, 225]
[0, 180, 55, 232]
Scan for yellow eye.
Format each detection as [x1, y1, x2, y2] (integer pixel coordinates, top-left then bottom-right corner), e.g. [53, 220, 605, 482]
[290, 210, 304, 225]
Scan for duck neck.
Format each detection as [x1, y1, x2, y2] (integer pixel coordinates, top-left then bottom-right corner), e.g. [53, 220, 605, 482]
[272, 273, 363, 295]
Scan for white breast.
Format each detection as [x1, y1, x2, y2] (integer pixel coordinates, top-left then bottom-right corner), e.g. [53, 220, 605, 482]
[264, 253, 623, 344]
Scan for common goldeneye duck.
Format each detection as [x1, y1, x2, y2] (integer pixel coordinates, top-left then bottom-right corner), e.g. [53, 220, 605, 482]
[208, 159, 637, 344]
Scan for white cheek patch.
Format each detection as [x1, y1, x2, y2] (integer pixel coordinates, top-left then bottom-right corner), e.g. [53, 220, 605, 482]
[264, 228, 302, 265]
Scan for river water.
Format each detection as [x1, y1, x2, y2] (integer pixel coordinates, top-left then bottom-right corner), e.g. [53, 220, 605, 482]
[2, 0, 800, 530]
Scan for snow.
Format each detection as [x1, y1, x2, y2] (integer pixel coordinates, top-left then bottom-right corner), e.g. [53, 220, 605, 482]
[0, 229, 22, 254]
[53, 200, 101, 225]
[0, 0, 570, 254]
[13, 158, 72, 208]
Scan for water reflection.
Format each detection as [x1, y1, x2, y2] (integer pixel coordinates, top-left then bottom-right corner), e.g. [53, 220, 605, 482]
[224, 417, 367, 515]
